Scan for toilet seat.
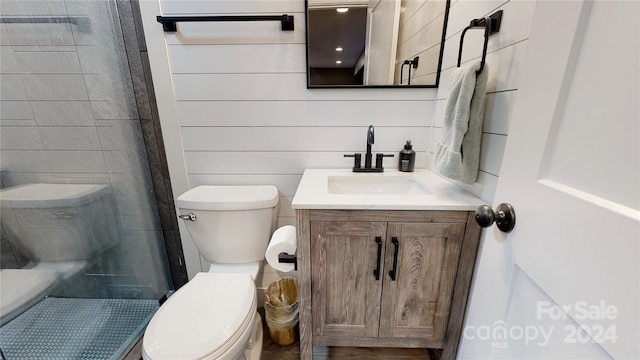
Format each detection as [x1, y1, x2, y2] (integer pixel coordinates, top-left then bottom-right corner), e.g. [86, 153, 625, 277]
[0, 269, 60, 326]
[142, 273, 256, 360]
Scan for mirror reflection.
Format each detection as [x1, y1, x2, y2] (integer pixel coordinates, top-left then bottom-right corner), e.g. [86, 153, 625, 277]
[306, 0, 450, 88]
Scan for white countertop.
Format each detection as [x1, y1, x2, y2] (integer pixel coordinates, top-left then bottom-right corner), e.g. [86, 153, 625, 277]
[291, 169, 485, 211]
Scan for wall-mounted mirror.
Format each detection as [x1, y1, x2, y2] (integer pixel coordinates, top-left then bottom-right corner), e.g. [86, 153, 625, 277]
[306, 0, 450, 88]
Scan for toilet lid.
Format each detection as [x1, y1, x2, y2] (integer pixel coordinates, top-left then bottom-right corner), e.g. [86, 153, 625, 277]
[176, 185, 278, 211]
[143, 273, 256, 360]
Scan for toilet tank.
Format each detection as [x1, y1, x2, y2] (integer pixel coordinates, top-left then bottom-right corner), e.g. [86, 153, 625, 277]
[0, 184, 119, 262]
[176, 185, 279, 264]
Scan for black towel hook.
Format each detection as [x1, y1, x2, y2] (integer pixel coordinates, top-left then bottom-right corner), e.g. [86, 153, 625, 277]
[457, 10, 503, 74]
[400, 56, 419, 85]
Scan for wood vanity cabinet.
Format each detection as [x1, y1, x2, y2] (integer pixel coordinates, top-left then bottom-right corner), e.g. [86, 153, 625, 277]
[296, 209, 482, 360]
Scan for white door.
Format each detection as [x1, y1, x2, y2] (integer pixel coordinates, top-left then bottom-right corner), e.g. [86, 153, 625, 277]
[364, 0, 400, 85]
[460, 1, 639, 359]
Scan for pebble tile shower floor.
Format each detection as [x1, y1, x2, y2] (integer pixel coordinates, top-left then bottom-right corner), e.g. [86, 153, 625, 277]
[0, 297, 158, 360]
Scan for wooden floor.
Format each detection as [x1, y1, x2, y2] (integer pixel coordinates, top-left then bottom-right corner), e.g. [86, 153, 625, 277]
[125, 308, 432, 360]
[259, 309, 432, 360]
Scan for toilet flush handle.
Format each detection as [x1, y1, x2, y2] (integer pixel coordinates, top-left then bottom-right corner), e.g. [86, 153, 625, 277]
[178, 213, 197, 221]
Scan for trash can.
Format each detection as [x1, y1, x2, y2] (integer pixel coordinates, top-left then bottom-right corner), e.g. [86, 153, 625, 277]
[264, 277, 299, 346]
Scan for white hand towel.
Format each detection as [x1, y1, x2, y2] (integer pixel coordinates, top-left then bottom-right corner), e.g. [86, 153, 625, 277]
[434, 62, 489, 184]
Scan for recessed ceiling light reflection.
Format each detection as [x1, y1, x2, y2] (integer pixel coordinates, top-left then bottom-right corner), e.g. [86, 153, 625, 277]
[335, 47, 343, 52]
[336, 60, 342, 64]
[336, 8, 349, 13]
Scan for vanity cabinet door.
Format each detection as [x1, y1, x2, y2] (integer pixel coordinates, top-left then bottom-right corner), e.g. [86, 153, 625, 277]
[379, 222, 466, 341]
[310, 221, 387, 338]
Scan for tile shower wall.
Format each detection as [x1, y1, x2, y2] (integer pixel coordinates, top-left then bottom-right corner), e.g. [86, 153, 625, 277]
[0, 0, 171, 297]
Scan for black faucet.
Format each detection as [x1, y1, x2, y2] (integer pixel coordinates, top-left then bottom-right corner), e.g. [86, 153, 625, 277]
[344, 125, 394, 172]
[365, 125, 375, 168]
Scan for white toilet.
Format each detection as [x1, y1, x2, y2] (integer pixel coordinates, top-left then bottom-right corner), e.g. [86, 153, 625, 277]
[0, 183, 119, 325]
[142, 185, 279, 360]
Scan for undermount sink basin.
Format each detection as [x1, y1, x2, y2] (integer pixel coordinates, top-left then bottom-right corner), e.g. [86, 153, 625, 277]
[327, 176, 430, 195]
[291, 169, 485, 210]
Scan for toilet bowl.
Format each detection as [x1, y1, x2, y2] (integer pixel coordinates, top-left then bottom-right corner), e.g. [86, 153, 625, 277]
[0, 183, 119, 324]
[142, 273, 262, 360]
[0, 268, 60, 325]
[142, 185, 279, 360]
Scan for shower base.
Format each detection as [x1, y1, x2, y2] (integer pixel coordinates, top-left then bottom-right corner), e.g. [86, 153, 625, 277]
[0, 297, 158, 360]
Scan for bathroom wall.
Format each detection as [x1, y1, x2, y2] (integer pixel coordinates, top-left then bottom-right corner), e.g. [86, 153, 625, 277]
[395, 0, 448, 85]
[0, 0, 177, 297]
[433, 0, 535, 203]
[141, 0, 535, 290]
[140, 0, 438, 284]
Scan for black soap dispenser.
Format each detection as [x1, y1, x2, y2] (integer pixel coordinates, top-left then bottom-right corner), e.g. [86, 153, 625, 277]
[398, 140, 415, 172]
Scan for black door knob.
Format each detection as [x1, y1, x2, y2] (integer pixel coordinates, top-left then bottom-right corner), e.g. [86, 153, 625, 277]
[475, 203, 516, 233]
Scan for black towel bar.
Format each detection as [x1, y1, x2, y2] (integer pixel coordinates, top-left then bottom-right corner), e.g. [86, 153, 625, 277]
[156, 14, 294, 32]
[457, 10, 503, 74]
[0, 16, 91, 33]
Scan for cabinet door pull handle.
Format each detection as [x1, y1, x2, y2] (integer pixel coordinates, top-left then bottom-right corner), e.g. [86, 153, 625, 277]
[388, 237, 399, 281]
[373, 236, 382, 280]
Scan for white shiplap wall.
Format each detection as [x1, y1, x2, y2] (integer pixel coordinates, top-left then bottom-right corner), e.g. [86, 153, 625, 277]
[432, 0, 536, 203]
[141, 0, 536, 300]
[395, 0, 448, 85]
[139, 0, 438, 286]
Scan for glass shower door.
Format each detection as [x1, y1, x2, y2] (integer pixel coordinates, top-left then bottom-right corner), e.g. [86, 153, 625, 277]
[0, 0, 173, 358]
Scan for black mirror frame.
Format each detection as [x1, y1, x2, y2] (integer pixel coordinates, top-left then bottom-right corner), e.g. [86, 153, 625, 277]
[305, 0, 451, 89]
